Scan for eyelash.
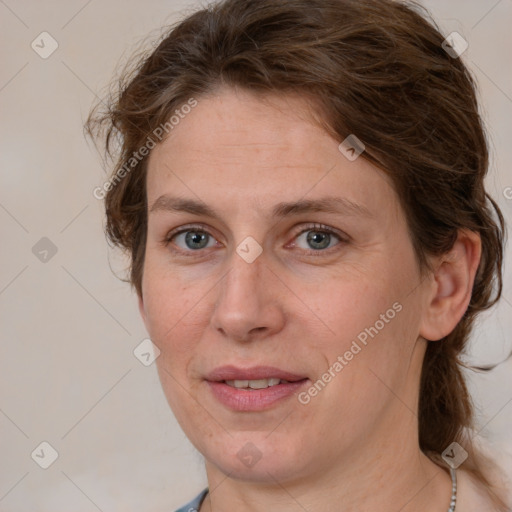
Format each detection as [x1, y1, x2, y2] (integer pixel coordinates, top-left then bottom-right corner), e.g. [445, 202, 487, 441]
[163, 223, 348, 258]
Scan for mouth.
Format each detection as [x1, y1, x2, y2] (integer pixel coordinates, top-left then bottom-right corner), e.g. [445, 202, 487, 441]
[205, 365, 309, 411]
[224, 377, 293, 389]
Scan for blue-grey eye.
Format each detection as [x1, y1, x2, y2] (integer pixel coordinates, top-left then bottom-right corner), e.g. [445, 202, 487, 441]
[296, 229, 340, 251]
[176, 230, 215, 250]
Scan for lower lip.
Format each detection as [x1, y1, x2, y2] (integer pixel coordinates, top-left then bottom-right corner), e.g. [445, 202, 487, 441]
[207, 380, 309, 411]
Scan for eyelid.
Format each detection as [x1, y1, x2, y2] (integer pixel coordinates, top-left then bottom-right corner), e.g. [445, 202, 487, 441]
[164, 223, 217, 243]
[290, 222, 347, 241]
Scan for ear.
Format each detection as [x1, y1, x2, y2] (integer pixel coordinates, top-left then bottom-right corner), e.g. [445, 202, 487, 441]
[419, 229, 482, 342]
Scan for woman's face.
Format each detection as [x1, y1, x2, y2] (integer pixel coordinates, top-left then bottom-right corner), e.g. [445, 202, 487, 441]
[140, 88, 432, 483]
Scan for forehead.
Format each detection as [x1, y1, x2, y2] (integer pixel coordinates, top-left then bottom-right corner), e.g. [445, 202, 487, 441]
[146, 88, 399, 222]
[150, 89, 331, 168]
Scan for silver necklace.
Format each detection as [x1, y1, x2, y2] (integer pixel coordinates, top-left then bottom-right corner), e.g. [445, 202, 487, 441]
[447, 467, 457, 512]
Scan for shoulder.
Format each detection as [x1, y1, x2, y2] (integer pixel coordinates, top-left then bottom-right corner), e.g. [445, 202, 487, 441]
[174, 488, 209, 512]
[456, 469, 512, 512]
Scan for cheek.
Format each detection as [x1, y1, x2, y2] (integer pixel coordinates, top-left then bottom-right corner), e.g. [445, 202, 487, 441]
[143, 247, 200, 316]
[308, 259, 420, 378]
[311, 270, 397, 342]
[144, 271, 207, 416]
[141, 266, 202, 364]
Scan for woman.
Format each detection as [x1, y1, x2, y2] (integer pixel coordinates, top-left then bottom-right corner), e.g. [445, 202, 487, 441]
[86, 0, 511, 510]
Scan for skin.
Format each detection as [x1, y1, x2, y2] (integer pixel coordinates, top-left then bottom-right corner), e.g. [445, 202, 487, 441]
[138, 87, 482, 511]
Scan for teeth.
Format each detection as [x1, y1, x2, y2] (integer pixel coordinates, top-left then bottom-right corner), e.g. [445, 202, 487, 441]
[225, 378, 283, 389]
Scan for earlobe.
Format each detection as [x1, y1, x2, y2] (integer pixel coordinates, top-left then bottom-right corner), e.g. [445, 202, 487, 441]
[419, 230, 481, 342]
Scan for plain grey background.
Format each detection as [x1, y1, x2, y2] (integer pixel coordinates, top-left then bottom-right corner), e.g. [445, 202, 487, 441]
[1, 0, 511, 510]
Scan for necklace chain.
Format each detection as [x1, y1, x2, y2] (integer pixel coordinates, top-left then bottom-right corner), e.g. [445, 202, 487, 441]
[447, 467, 457, 512]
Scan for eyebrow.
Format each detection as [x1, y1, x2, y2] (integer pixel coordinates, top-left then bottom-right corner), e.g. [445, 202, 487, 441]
[149, 195, 374, 220]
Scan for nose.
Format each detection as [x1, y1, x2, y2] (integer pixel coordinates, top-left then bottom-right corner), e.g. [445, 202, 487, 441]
[209, 249, 285, 344]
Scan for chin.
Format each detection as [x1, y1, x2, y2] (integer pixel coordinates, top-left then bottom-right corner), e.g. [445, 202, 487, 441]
[202, 435, 309, 484]
[211, 453, 298, 483]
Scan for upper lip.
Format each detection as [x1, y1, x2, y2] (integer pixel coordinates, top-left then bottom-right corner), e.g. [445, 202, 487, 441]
[206, 365, 308, 382]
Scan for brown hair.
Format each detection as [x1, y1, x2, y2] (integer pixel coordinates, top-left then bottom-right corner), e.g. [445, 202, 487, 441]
[86, 0, 508, 505]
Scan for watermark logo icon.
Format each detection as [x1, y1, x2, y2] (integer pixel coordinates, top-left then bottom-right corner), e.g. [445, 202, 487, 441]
[442, 441, 468, 469]
[338, 134, 365, 162]
[134, 338, 161, 366]
[236, 236, 263, 264]
[442, 32, 468, 58]
[31, 441, 59, 469]
[237, 442, 263, 468]
[32, 237, 58, 263]
[31, 32, 59, 59]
